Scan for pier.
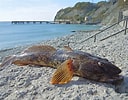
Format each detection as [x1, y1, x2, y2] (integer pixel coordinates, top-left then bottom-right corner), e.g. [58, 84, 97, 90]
[11, 21, 52, 24]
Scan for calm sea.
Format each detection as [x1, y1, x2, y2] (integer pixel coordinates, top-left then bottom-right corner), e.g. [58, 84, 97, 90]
[0, 22, 100, 50]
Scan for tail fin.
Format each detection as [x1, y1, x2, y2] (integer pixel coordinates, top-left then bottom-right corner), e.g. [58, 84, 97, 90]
[0, 55, 15, 67]
[50, 59, 74, 85]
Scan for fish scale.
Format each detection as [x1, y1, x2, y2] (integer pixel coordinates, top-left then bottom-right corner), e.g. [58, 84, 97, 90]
[0, 45, 123, 85]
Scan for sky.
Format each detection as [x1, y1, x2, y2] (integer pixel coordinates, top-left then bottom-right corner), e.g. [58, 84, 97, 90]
[0, 0, 103, 21]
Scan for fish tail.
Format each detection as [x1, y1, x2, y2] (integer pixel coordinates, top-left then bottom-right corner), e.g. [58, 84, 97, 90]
[0, 55, 16, 67]
[50, 59, 74, 85]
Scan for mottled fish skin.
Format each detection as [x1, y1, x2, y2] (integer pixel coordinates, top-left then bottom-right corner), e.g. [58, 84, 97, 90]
[50, 49, 123, 84]
[0, 45, 123, 84]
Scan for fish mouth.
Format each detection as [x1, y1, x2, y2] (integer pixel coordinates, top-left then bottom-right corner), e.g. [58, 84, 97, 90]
[101, 75, 124, 85]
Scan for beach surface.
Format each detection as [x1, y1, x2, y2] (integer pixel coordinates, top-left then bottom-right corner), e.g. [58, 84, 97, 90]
[0, 24, 128, 100]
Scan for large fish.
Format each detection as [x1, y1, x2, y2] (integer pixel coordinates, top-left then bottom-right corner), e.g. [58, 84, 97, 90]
[0, 45, 123, 85]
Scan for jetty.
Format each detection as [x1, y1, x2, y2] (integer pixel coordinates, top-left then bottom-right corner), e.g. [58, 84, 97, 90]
[11, 21, 54, 24]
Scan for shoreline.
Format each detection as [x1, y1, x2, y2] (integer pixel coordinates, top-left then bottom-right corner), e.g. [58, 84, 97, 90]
[0, 24, 128, 99]
[0, 29, 99, 58]
[0, 29, 100, 51]
[0, 22, 101, 50]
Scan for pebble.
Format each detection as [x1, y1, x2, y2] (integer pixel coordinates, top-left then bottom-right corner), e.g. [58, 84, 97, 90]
[0, 24, 128, 99]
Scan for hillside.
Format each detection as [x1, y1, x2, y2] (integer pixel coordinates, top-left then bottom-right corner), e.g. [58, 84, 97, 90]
[54, 2, 98, 24]
[54, 0, 128, 25]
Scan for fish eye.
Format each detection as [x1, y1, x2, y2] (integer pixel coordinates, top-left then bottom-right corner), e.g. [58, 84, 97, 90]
[98, 62, 102, 66]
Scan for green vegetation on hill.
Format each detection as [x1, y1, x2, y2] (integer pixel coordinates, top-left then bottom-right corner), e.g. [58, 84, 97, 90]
[54, 0, 128, 24]
[54, 2, 98, 23]
[117, 0, 128, 6]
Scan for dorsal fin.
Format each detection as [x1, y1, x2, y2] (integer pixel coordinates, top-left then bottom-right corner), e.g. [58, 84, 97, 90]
[63, 46, 73, 52]
[22, 45, 56, 53]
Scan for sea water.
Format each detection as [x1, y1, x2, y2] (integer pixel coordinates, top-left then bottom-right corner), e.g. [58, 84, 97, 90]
[0, 22, 100, 50]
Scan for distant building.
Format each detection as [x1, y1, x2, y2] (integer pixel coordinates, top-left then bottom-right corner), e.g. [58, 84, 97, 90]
[84, 17, 88, 21]
[84, 16, 92, 21]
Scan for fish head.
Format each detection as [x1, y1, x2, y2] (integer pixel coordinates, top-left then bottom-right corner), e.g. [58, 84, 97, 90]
[72, 58, 123, 84]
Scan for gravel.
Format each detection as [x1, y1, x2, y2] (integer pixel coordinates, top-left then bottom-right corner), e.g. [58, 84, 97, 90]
[0, 24, 128, 100]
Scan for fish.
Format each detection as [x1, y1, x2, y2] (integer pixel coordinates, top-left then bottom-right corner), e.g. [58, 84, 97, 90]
[0, 45, 123, 85]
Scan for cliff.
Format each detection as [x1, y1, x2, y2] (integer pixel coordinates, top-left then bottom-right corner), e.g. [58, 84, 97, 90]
[54, 2, 98, 24]
[54, 0, 128, 25]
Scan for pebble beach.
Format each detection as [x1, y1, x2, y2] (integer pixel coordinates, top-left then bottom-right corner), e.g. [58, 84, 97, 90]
[0, 24, 128, 100]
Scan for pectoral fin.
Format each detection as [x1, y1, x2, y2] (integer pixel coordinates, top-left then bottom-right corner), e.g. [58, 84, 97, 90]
[50, 59, 74, 84]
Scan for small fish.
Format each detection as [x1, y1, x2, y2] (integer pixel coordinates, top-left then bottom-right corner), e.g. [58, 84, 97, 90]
[0, 45, 123, 85]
